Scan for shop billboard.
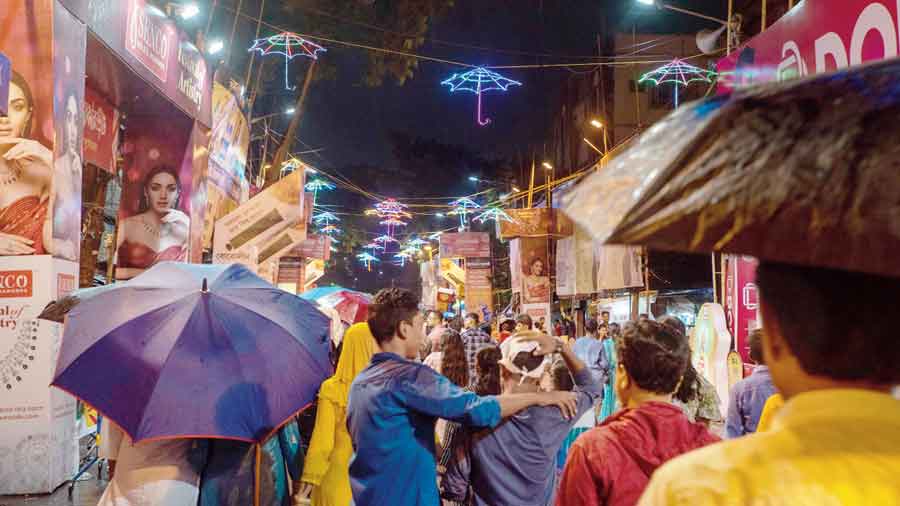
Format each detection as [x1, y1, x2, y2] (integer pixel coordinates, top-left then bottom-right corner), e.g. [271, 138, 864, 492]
[718, 0, 900, 91]
[82, 86, 119, 173]
[85, 0, 211, 126]
[114, 113, 195, 279]
[499, 208, 574, 240]
[465, 257, 493, 316]
[518, 237, 551, 304]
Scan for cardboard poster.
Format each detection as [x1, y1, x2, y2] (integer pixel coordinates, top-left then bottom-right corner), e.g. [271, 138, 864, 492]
[439, 232, 490, 258]
[115, 113, 195, 279]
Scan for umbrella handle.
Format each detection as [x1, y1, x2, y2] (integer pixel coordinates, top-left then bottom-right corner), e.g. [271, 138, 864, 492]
[476, 92, 492, 126]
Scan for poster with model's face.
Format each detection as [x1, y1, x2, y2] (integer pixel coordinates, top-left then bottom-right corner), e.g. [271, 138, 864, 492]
[115, 114, 194, 280]
[51, 4, 87, 262]
[0, 1, 57, 257]
[520, 237, 551, 304]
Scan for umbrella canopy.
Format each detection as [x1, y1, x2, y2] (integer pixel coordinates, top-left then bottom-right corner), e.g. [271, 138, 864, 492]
[53, 262, 332, 443]
[315, 290, 373, 324]
[562, 57, 900, 278]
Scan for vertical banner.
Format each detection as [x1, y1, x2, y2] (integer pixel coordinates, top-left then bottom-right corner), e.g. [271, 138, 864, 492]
[0, 256, 79, 494]
[187, 123, 210, 263]
[509, 239, 521, 294]
[420, 259, 438, 309]
[724, 255, 759, 366]
[0, 1, 56, 258]
[556, 236, 575, 297]
[82, 86, 119, 173]
[519, 237, 551, 305]
[595, 244, 643, 291]
[465, 258, 493, 317]
[204, 82, 250, 250]
[51, 2, 87, 263]
[115, 113, 194, 279]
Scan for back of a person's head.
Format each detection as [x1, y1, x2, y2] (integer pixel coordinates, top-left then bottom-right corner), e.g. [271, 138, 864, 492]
[748, 328, 765, 364]
[658, 315, 687, 338]
[448, 317, 464, 332]
[474, 346, 501, 395]
[440, 329, 469, 387]
[619, 321, 691, 395]
[367, 288, 419, 344]
[466, 312, 480, 324]
[585, 319, 598, 334]
[552, 360, 574, 391]
[757, 261, 900, 384]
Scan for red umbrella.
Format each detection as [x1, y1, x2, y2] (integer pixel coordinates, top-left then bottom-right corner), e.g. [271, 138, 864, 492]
[316, 290, 372, 324]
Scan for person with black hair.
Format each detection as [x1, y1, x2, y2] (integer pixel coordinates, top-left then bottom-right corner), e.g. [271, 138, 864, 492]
[442, 331, 602, 506]
[659, 315, 723, 430]
[346, 288, 578, 506]
[725, 329, 777, 438]
[639, 262, 900, 505]
[558, 321, 720, 506]
[462, 311, 495, 383]
[515, 314, 533, 333]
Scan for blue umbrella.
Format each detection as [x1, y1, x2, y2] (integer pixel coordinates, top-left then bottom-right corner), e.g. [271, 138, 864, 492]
[52, 262, 332, 444]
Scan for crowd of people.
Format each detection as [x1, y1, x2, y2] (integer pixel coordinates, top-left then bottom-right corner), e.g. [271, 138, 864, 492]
[83, 258, 900, 505]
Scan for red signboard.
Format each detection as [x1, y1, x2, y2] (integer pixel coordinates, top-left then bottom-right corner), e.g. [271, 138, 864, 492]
[0, 271, 33, 298]
[83, 86, 119, 173]
[439, 232, 491, 258]
[718, 0, 900, 91]
[724, 255, 759, 367]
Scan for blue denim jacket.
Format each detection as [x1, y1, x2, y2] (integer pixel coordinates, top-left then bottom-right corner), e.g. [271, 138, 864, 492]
[347, 352, 502, 506]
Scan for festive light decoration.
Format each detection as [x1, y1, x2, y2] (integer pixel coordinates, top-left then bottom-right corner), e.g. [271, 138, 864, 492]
[373, 235, 398, 245]
[320, 224, 341, 235]
[368, 198, 411, 251]
[638, 59, 716, 108]
[427, 231, 443, 241]
[441, 67, 522, 126]
[312, 211, 340, 225]
[394, 251, 413, 267]
[280, 158, 304, 178]
[379, 217, 409, 228]
[305, 178, 336, 206]
[357, 252, 380, 271]
[448, 197, 482, 230]
[474, 206, 515, 224]
[363, 242, 385, 251]
[249, 32, 327, 89]
[406, 238, 428, 248]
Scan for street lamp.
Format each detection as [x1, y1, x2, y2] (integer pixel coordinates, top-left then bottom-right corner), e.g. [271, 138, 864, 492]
[165, 2, 199, 20]
[584, 118, 610, 158]
[468, 176, 479, 182]
[285, 107, 296, 115]
[207, 39, 224, 55]
[635, 0, 729, 25]
[542, 162, 553, 170]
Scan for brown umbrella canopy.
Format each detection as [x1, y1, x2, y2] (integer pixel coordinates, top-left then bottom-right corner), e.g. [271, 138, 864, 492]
[562, 57, 900, 278]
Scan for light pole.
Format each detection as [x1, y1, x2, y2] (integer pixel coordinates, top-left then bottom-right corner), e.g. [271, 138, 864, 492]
[542, 162, 554, 208]
[636, 0, 737, 54]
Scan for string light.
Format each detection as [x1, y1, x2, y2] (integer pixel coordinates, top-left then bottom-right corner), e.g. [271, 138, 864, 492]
[312, 211, 340, 225]
[357, 252, 380, 271]
[441, 67, 522, 126]
[448, 197, 481, 230]
[394, 251, 413, 267]
[249, 32, 327, 90]
[320, 224, 342, 235]
[474, 206, 515, 224]
[305, 178, 336, 206]
[638, 59, 716, 108]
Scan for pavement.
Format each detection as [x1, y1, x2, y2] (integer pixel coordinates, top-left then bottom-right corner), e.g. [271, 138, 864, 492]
[0, 464, 105, 506]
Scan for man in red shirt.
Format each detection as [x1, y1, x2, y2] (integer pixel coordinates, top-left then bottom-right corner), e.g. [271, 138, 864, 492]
[556, 321, 719, 506]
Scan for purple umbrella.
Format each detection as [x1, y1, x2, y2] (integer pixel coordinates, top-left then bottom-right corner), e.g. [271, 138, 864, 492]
[52, 262, 332, 444]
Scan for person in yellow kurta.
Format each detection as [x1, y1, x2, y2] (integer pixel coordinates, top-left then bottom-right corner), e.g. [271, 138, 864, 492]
[638, 262, 900, 506]
[296, 323, 376, 506]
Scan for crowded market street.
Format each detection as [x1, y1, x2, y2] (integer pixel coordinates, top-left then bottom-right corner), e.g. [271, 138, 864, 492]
[1, 1, 899, 505]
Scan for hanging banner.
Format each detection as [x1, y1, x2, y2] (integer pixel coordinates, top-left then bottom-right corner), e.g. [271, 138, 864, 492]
[86, 0, 211, 126]
[83, 86, 119, 173]
[718, 0, 900, 92]
[465, 258, 493, 316]
[519, 237, 551, 304]
[509, 239, 521, 294]
[187, 123, 211, 263]
[115, 113, 195, 279]
[439, 232, 490, 258]
[724, 255, 760, 366]
[420, 259, 438, 309]
[595, 244, 643, 291]
[556, 236, 575, 297]
[499, 208, 574, 240]
[212, 170, 306, 265]
[208, 82, 249, 202]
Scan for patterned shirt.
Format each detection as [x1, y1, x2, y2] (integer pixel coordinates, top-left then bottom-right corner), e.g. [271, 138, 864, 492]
[460, 328, 496, 382]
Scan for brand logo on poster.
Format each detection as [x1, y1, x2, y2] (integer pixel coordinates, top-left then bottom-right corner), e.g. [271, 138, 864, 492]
[0, 272, 32, 298]
[126, 0, 172, 82]
[57, 274, 76, 299]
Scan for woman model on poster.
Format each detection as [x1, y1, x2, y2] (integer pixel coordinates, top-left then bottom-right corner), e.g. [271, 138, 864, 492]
[523, 256, 551, 303]
[115, 165, 189, 279]
[51, 91, 82, 260]
[0, 71, 54, 255]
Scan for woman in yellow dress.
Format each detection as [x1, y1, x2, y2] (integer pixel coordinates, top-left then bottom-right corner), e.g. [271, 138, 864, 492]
[296, 322, 376, 506]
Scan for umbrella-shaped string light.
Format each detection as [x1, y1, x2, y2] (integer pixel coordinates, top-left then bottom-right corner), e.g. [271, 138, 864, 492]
[394, 250, 414, 267]
[474, 206, 515, 224]
[312, 211, 340, 226]
[638, 59, 717, 109]
[357, 252, 380, 271]
[441, 67, 522, 126]
[249, 32, 327, 90]
[449, 197, 481, 230]
[305, 178, 336, 207]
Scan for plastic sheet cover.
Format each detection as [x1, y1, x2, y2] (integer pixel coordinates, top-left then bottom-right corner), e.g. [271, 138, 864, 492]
[563, 58, 900, 278]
